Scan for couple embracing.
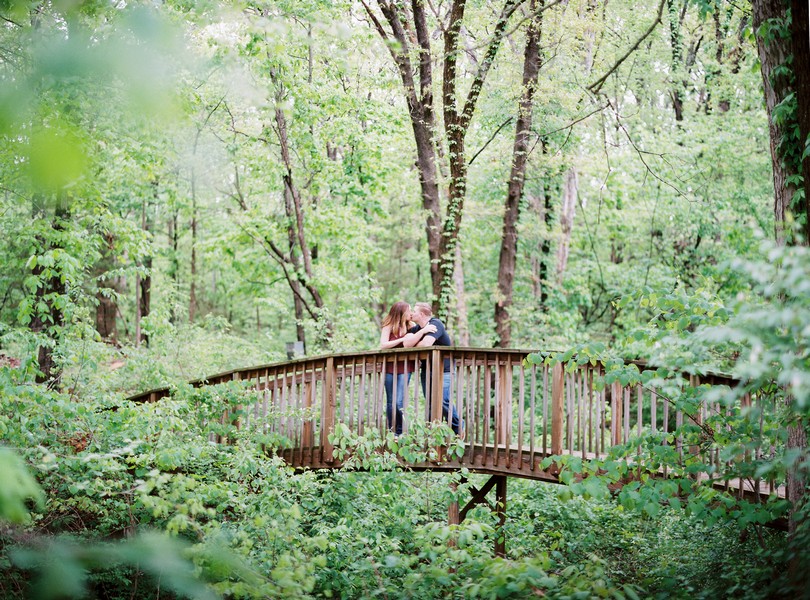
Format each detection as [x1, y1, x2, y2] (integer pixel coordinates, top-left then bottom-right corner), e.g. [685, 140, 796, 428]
[379, 302, 462, 437]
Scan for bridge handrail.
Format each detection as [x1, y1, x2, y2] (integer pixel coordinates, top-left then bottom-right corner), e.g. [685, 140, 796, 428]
[125, 346, 744, 404]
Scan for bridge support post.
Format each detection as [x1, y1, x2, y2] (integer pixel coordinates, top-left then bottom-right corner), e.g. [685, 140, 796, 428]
[494, 475, 507, 558]
[454, 475, 508, 557]
[448, 481, 459, 548]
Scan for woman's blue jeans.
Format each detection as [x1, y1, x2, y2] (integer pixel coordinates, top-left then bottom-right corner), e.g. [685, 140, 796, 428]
[385, 373, 411, 435]
[419, 370, 463, 434]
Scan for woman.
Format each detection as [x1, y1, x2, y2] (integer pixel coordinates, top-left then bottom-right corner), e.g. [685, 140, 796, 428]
[380, 302, 435, 435]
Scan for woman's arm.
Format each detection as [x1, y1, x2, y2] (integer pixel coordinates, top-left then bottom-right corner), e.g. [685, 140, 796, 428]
[380, 325, 404, 349]
[401, 323, 437, 348]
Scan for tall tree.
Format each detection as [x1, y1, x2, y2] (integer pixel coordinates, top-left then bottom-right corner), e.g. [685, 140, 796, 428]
[752, 0, 803, 244]
[494, 0, 543, 347]
[752, 0, 809, 559]
[363, 0, 523, 317]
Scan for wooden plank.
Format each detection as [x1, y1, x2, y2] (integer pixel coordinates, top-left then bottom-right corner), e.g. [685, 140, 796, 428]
[322, 357, 336, 463]
[587, 367, 593, 454]
[348, 358, 357, 432]
[518, 362, 525, 469]
[483, 364, 491, 466]
[473, 360, 481, 460]
[358, 360, 366, 435]
[529, 364, 537, 470]
[566, 372, 573, 452]
[579, 370, 585, 459]
[551, 363, 564, 455]
[623, 387, 630, 443]
[611, 382, 623, 447]
[504, 357, 513, 469]
[302, 362, 313, 450]
[494, 354, 501, 466]
[542, 365, 548, 457]
[431, 349, 443, 422]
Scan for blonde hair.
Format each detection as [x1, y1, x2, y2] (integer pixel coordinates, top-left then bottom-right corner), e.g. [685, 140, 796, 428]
[413, 302, 433, 317]
[382, 301, 411, 338]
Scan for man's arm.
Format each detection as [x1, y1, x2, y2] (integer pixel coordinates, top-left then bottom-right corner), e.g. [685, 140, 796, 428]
[416, 334, 436, 347]
[402, 323, 437, 347]
[416, 319, 444, 347]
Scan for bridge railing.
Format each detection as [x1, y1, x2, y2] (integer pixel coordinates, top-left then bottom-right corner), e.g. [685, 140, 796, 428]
[128, 347, 782, 495]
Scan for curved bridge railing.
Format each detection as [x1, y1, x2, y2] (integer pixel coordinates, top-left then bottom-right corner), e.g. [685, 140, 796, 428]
[128, 347, 782, 499]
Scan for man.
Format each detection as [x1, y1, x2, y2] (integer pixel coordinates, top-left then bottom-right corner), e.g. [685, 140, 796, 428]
[404, 302, 462, 435]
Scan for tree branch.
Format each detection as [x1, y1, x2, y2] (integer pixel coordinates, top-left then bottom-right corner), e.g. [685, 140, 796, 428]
[588, 0, 666, 95]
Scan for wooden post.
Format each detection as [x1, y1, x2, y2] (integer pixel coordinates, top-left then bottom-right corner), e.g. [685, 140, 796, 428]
[494, 475, 507, 558]
[321, 357, 336, 464]
[551, 363, 564, 455]
[302, 364, 313, 451]
[430, 349, 443, 422]
[448, 480, 459, 548]
[611, 382, 623, 447]
[497, 358, 512, 465]
[689, 374, 701, 457]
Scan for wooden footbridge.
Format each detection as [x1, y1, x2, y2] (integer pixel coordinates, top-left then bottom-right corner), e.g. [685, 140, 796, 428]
[129, 347, 785, 555]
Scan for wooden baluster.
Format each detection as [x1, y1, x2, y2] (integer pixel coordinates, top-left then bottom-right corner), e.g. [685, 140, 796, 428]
[566, 372, 573, 452]
[611, 382, 623, 447]
[689, 374, 700, 459]
[294, 368, 302, 467]
[518, 361, 525, 470]
[470, 355, 476, 462]
[494, 354, 501, 466]
[483, 361, 492, 466]
[599, 367, 606, 455]
[579, 369, 585, 459]
[321, 357, 336, 464]
[637, 385, 643, 440]
[675, 407, 683, 463]
[504, 356, 513, 468]
[303, 362, 313, 457]
[542, 364, 548, 457]
[348, 359, 357, 433]
[587, 367, 594, 456]
[358, 360, 367, 436]
[455, 354, 466, 461]
[623, 387, 630, 444]
[430, 349, 443, 422]
[551, 363, 564, 456]
[464, 355, 470, 458]
[529, 364, 537, 469]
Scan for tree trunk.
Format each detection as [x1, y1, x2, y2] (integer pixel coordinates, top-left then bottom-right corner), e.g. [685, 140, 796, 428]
[168, 208, 179, 325]
[753, 0, 809, 582]
[189, 193, 197, 324]
[666, 0, 686, 121]
[752, 0, 796, 244]
[95, 233, 122, 342]
[273, 98, 333, 346]
[137, 187, 153, 346]
[31, 199, 68, 386]
[555, 168, 578, 283]
[790, 0, 810, 242]
[494, 0, 543, 348]
[367, 0, 519, 317]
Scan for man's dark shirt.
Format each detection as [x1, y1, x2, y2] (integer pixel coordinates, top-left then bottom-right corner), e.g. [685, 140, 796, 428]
[410, 317, 452, 372]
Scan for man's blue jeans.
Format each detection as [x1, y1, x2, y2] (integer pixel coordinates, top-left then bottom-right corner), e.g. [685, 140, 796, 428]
[420, 370, 462, 434]
[385, 373, 410, 435]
